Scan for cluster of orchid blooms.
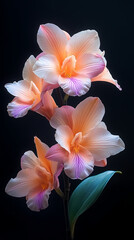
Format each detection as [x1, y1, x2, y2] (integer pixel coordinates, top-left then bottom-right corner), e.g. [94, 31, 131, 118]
[5, 23, 124, 212]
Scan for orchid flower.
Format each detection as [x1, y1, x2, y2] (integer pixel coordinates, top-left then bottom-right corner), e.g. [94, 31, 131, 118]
[46, 97, 125, 180]
[33, 23, 121, 97]
[5, 137, 63, 211]
[5, 55, 57, 120]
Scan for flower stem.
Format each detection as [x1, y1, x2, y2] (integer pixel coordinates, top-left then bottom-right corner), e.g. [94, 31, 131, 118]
[64, 94, 69, 105]
[62, 171, 71, 240]
[56, 87, 71, 239]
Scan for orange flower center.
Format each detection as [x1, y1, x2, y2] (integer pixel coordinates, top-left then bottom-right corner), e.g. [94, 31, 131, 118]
[35, 165, 53, 190]
[71, 132, 82, 153]
[61, 55, 76, 78]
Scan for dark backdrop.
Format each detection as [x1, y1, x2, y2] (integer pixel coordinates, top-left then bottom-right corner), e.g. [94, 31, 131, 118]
[1, 0, 133, 239]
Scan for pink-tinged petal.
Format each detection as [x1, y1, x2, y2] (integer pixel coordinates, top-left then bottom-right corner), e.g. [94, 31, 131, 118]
[5, 169, 38, 197]
[62, 30, 70, 40]
[67, 30, 100, 58]
[39, 82, 59, 106]
[37, 23, 67, 62]
[53, 162, 64, 189]
[7, 98, 32, 118]
[76, 53, 105, 78]
[35, 105, 55, 120]
[40, 91, 57, 120]
[94, 159, 107, 167]
[5, 80, 35, 102]
[58, 74, 91, 96]
[31, 100, 43, 112]
[41, 82, 59, 93]
[33, 54, 60, 84]
[72, 97, 105, 135]
[22, 55, 44, 92]
[91, 67, 122, 90]
[55, 125, 73, 152]
[34, 90, 57, 120]
[46, 144, 68, 163]
[50, 105, 74, 129]
[36, 52, 46, 60]
[82, 127, 125, 161]
[21, 151, 39, 169]
[26, 189, 51, 212]
[64, 148, 94, 180]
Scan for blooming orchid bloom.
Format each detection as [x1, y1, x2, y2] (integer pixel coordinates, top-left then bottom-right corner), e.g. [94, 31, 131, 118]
[46, 97, 125, 180]
[5, 137, 63, 211]
[5, 55, 57, 120]
[33, 23, 121, 97]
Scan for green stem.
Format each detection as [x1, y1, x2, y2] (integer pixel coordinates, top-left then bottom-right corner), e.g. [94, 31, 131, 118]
[64, 94, 69, 105]
[56, 87, 71, 239]
[62, 171, 71, 240]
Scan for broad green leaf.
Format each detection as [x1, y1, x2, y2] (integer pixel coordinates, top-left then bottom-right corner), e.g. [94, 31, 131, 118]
[68, 170, 121, 239]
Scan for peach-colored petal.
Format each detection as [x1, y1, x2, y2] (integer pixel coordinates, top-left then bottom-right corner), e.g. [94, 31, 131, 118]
[34, 137, 54, 176]
[21, 151, 39, 169]
[42, 90, 57, 108]
[7, 98, 32, 118]
[37, 23, 67, 63]
[35, 165, 52, 186]
[55, 125, 74, 152]
[58, 74, 91, 96]
[23, 55, 36, 80]
[94, 159, 107, 167]
[33, 54, 60, 84]
[62, 30, 70, 40]
[26, 188, 51, 212]
[64, 147, 94, 180]
[82, 127, 125, 161]
[36, 91, 57, 120]
[67, 29, 100, 58]
[91, 67, 122, 90]
[72, 97, 105, 135]
[5, 80, 35, 102]
[22, 55, 44, 92]
[5, 169, 39, 197]
[26, 55, 53, 101]
[34, 137, 51, 171]
[76, 53, 105, 78]
[50, 105, 74, 129]
[52, 162, 64, 189]
[31, 100, 42, 112]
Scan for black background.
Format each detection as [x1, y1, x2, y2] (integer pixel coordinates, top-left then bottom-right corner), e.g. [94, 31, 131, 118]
[1, 0, 133, 239]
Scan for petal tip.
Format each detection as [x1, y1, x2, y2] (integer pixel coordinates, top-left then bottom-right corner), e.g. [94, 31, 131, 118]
[34, 136, 40, 146]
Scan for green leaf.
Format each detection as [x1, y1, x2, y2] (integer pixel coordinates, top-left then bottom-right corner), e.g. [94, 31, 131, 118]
[68, 170, 121, 239]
